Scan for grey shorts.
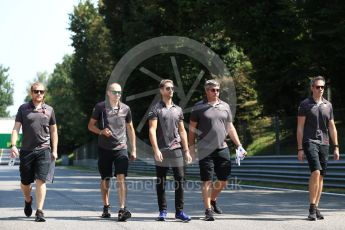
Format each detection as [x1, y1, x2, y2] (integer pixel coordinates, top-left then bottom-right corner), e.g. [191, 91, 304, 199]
[303, 142, 329, 176]
[155, 148, 184, 168]
[19, 148, 52, 185]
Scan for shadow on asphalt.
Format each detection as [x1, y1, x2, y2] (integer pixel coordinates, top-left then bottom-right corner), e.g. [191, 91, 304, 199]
[1, 166, 344, 220]
[0, 216, 305, 222]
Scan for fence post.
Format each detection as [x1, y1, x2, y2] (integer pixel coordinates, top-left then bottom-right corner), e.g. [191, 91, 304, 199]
[275, 115, 280, 155]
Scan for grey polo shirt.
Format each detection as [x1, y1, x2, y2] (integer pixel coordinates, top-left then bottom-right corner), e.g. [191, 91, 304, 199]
[148, 101, 183, 151]
[190, 99, 232, 151]
[15, 101, 56, 151]
[92, 101, 132, 150]
[298, 97, 334, 145]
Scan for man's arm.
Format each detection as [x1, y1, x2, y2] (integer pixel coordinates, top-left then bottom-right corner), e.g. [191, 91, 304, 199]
[178, 121, 192, 164]
[10, 122, 21, 157]
[297, 116, 306, 161]
[227, 122, 247, 157]
[126, 121, 137, 160]
[50, 124, 58, 160]
[148, 119, 163, 162]
[188, 121, 198, 160]
[329, 119, 340, 160]
[227, 122, 242, 147]
[88, 118, 112, 137]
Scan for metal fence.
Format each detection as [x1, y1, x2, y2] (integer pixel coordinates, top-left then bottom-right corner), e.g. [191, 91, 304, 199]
[235, 108, 345, 155]
[3, 147, 343, 188]
[128, 155, 345, 189]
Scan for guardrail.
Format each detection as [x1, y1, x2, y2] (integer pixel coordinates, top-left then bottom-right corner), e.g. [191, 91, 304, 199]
[128, 155, 345, 188]
[4, 149, 344, 188]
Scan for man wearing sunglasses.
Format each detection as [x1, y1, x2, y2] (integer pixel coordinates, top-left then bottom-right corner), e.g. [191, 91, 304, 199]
[297, 76, 339, 221]
[189, 79, 246, 221]
[10, 82, 58, 222]
[88, 82, 136, 221]
[148, 79, 192, 222]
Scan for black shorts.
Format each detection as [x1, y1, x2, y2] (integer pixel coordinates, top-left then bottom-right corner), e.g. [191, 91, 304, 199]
[303, 142, 329, 176]
[199, 148, 231, 181]
[98, 147, 129, 180]
[19, 148, 52, 185]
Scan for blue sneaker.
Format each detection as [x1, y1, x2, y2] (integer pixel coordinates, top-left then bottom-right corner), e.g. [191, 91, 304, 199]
[175, 211, 191, 222]
[156, 210, 167, 221]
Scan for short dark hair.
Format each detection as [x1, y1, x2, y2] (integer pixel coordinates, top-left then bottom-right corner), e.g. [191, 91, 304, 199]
[310, 76, 325, 87]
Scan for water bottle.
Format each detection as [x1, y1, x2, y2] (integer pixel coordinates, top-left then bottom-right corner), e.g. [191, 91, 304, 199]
[235, 146, 246, 166]
[8, 157, 16, 166]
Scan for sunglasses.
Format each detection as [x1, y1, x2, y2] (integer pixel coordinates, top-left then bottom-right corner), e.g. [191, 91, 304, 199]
[32, 90, 45, 94]
[165, 86, 174, 91]
[111, 90, 122, 95]
[208, 88, 220, 93]
[314, 85, 325, 90]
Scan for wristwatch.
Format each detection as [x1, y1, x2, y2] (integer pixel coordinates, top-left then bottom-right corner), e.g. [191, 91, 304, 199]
[10, 144, 16, 148]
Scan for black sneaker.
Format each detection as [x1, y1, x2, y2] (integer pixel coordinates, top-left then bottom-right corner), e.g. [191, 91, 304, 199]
[211, 200, 223, 214]
[118, 208, 131, 222]
[101, 205, 111, 218]
[316, 208, 324, 220]
[24, 196, 33, 217]
[204, 208, 214, 221]
[35, 209, 46, 222]
[308, 207, 317, 221]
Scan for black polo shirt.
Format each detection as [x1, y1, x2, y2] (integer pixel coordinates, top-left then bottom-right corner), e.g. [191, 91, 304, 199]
[15, 101, 56, 151]
[298, 97, 334, 145]
[92, 101, 132, 150]
[148, 101, 184, 151]
[190, 99, 232, 151]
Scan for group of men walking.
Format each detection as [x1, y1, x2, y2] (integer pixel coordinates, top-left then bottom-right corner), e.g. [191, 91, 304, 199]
[87, 79, 244, 222]
[10, 76, 339, 222]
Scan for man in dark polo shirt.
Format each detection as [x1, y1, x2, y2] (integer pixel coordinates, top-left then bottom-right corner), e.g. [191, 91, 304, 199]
[148, 79, 192, 222]
[88, 82, 136, 221]
[297, 76, 339, 221]
[189, 79, 246, 221]
[10, 82, 58, 222]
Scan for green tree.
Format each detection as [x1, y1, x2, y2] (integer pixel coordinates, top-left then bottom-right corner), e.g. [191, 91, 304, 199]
[0, 65, 14, 117]
[301, 0, 345, 109]
[216, 0, 307, 115]
[46, 55, 89, 154]
[99, 0, 259, 136]
[214, 0, 345, 115]
[69, 0, 114, 118]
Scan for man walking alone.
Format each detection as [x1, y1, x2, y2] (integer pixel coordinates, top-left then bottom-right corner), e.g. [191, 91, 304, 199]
[297, 76, 340, 220]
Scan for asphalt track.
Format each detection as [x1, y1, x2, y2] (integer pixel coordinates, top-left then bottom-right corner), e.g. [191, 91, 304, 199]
[1, 166, 344, 230]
